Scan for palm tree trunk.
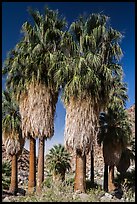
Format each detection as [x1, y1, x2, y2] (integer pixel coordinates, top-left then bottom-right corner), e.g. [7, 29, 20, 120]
[90, 146, 94, 185]
[28, 136, 36, 194]
[9, 154, 18, 195]
[37, 137, 45, 193]
[108, 165, 115, 192]
[61, 170, 65, 181]
[74, 149, 86, 193]
[103, 163, 108, 192]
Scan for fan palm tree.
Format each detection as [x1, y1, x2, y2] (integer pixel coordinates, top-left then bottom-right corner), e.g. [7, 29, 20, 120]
[54, 13, 123, 192]
[46, 144, 71, 182]
[2, 7, 67, 193]
[2, 47, 37, 193]
[2, 90, 24, 195]
[98, 100, 132, 192]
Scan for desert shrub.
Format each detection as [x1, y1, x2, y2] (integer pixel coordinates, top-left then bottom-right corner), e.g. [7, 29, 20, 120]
[115, 169, 135, 189]
[43, 176, 52, 188]
[123, 188, 135, 202]
[122, 169, 135, 190]
[66, 176, 74, 186]
[86, 179, 100, 190]
[2, 160, 11, 190]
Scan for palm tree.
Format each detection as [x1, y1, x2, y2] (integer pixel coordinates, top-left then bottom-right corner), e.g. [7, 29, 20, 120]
[46, 144, 71, 182]
[98, 102, 132, 192]
[54, 13, 124, 192]
[2, 90, 24, 195]
[2, 47, 37, 194]
[2, 7, 67, 193]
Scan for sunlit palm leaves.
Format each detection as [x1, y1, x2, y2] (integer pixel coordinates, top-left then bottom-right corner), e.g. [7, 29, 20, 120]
[46, 144, 71, 176]
[3, 7, 67, 99]
[98, 105, 132, 146]
[58, 13, 124, 108]
[2, 7, 67, 139]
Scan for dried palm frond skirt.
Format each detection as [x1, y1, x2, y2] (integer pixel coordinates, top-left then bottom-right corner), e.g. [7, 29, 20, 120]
[3, 131, 24, 156]
[64, 99, 99, 156]
[116, 148, 131, 173]
[103, 141, 122, 166]
[19, 83, 58, 139]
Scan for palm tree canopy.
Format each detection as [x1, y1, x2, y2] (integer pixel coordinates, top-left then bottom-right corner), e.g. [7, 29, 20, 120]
[2, 7, 67, 139]
[46, 144, 71, 174]
[98, 106, 132, 166]
[98, 105, 132, 147]
[53, 13, 124, 109]
[2, 90, 24, 156]
[3, 7, 67, 100]
[58, 13, 124, 154]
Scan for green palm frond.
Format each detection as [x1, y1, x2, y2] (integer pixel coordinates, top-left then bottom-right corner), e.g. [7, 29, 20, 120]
[2, 90, 21, 135]
[86, 13, 109, 33]
[3, 7, 67, 101]
[54, 13, 124, 108]
[46, 144, 71, 174]
[98, 103, 132, 148]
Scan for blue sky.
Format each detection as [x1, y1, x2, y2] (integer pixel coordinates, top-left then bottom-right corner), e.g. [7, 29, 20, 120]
[2, 2, 135, 155]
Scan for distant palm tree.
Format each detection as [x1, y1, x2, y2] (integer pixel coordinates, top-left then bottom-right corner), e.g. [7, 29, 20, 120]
[2, 7, 66, 193]
[54, 13, 124, 192]
[46, 144, 71, 182]
[2, 90, 24, 195]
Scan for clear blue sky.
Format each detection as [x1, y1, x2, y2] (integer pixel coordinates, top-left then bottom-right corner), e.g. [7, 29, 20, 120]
[2, 2, 135, 154]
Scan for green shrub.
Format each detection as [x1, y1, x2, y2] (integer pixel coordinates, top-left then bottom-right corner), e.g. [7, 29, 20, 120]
[2, 160, 11, 190]
[115, 168, 135, 190]
[66, 177, 74, 186]
[43, 176, 52, 188]
[86, 179, 100, 191]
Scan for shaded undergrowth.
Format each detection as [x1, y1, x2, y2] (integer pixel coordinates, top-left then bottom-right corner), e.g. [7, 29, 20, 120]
[2, 170, 135, 202]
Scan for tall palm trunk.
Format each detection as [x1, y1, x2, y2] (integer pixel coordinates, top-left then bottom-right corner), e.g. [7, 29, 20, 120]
[74, 149, 86, 193]
[28, 136, 36, 194]
[103, 163, 108, 192]
[37, 137, 45, 193]
[108, 165, 115, 192]
[9, 154, 18, 195]
[90, 145, 94, 185]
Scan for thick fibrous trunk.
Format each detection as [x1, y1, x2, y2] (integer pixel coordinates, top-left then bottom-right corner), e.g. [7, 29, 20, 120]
[9, 154, 18, 195]
[20, 84, 58, 139]
[64, 100, 98, 155]
[74, 150, 86, 193]
[116, 148, 131, 174]
[103, 140, 122, 166]
[103, 163, 108, 192]
[28, 136, 36, 194]
[108, 165, 115, 192]
[90, 146, 94, 185]
[37, 137, 45, 193]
